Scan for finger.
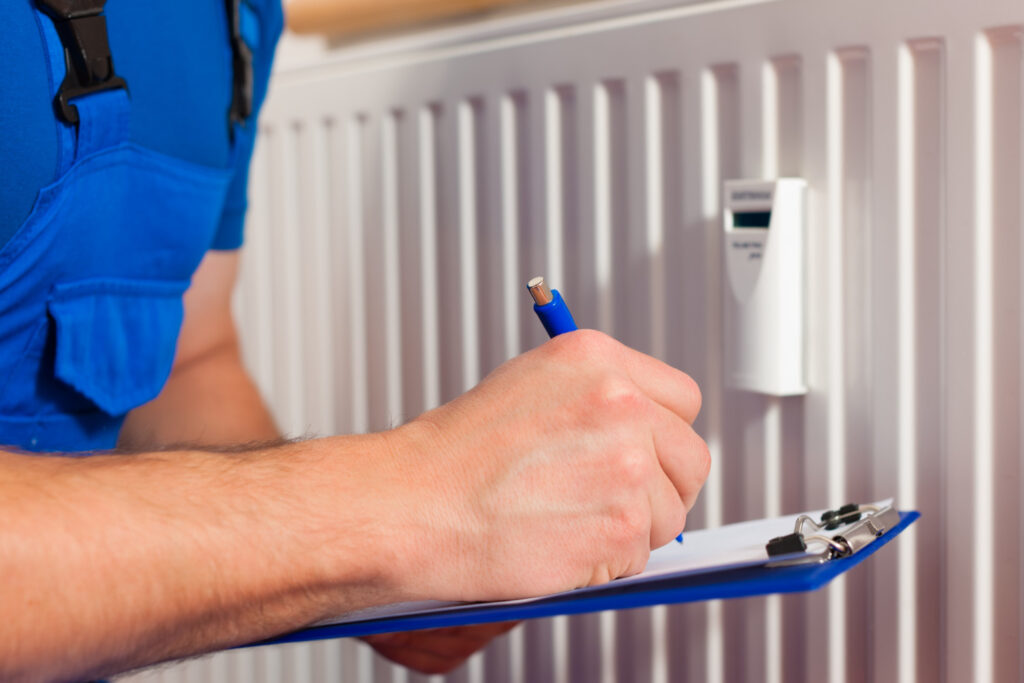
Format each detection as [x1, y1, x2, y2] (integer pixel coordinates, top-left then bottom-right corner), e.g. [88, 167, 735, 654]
[366, 622, 518, 659]
[463, 621, 520, 639]
[648, 400, 712, 514]
[416, 622, 519, 642]
[392, 635, 482, 661]
[364, 631, 477, 675]
[366, 642, 468, 675]
[404, 623, 519, 651]
[646, 454, 688, 549]
[548, 331, 701, 423]
[618, 346, 702, 424]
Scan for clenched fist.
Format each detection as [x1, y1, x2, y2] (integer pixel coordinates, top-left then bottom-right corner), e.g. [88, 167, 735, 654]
[383, 329, 710, 604]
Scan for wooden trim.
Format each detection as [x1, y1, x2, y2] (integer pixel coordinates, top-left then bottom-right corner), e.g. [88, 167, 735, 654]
[286, 0, 536, 35]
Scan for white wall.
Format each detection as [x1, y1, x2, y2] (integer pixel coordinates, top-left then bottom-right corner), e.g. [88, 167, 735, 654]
[128, 0, 1024, 680]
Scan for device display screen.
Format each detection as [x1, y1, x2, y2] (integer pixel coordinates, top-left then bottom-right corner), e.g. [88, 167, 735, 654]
[732, 211, 771, 229]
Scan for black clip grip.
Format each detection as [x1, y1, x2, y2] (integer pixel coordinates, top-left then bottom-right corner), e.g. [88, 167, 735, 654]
[766, 533, 807, 558]
[36, 0, 128, 125]
[821, 502, 862, 530]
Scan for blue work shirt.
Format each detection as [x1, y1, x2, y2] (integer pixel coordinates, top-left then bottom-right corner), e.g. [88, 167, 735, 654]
[1, 0, 283, 251]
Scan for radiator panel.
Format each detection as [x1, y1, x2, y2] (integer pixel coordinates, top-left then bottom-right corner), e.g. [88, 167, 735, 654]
[123, 1, 1024, 681]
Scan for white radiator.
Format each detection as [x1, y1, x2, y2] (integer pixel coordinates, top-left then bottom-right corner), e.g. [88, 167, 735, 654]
[125, 0, 1024, 680]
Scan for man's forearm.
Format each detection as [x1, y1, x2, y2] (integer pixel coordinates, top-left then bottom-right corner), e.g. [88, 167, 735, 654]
[0, 436, 410, 682]
[2, 326, 713, 682]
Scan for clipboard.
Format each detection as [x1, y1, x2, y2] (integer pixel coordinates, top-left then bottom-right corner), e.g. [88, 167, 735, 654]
[257, 502, 918, 645]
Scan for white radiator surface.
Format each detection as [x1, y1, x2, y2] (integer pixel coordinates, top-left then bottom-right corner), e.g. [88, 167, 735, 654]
[125, 0, 1024, 680]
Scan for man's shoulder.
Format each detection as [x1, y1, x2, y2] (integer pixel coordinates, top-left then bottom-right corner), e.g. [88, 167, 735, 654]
[0, 0, 283, 249]
[0, 2, 63, 246]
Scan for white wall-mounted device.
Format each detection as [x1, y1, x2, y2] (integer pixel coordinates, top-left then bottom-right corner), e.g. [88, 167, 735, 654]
[722, 178, 807, 396]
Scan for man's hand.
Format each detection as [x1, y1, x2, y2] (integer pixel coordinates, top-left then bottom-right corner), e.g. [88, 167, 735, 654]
[385, 329, 709, 603]
[114, 255, 708, 673]
[362, 622, 519, 674]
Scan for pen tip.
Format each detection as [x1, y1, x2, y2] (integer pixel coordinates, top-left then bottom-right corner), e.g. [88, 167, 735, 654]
[527, 276, 553, 306]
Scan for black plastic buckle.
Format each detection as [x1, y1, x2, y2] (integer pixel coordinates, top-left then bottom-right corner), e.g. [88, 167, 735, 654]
[225, 0, 254, 134]
[37, 0, 128, 125]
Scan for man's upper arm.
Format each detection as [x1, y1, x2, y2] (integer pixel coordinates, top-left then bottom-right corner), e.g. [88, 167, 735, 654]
[117, 249, 269, 449]
[127, 7, 283, 441]
[174, 250, 241, 371]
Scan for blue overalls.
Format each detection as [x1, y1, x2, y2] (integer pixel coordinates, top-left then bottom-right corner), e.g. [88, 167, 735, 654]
[0, 1, 258, 453]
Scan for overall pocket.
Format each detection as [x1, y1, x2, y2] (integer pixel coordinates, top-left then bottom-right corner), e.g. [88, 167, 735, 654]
[47, 278, 188, 416]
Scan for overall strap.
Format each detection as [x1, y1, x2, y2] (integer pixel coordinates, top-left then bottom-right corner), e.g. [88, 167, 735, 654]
[33, 0, 130, 173]
[225, 0, 257, 141]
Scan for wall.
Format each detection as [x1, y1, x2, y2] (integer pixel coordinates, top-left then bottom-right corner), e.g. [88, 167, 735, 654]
[126, 0, 1024, 680]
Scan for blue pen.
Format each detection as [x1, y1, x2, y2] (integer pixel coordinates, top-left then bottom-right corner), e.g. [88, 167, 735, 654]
[527, 276, 683, 545]
[527, 276, 577, 336]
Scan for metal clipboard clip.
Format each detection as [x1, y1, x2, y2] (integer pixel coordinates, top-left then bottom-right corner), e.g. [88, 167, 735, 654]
[765, 503, 901, 567]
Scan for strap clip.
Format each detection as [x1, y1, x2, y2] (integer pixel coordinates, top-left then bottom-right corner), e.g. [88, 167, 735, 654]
[36, 0, 128, 125]
[225, 0, 254, 132]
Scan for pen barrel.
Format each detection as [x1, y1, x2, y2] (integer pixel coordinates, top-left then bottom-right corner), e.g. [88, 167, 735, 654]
[533, 289, 578, 338]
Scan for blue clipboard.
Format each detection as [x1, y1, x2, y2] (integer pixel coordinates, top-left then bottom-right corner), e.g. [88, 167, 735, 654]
[258, 510, 918, 645]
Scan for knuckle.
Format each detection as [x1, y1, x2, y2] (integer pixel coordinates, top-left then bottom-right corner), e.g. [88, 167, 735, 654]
[592, 375, 647, 418]
[621, 543, 651, 578]
[616, 448, 654, 487]
[610, 499, 650, 542]
[562, 329, 618, 362]
[574, 328, 614, 351]
[541, 329, 601, 366]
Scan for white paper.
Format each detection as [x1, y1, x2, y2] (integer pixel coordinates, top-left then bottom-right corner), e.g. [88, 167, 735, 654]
[319, 499, 894, 627]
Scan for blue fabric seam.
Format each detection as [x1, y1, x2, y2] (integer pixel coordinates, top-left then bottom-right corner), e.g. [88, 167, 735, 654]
[70, 143, 236, 181]
[72, 90, 131, 162]
[0, 143, 232, 271]
[0, 412, 110, 423]
[30, 9, 66, 179]
[49, 278, 189, 301]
